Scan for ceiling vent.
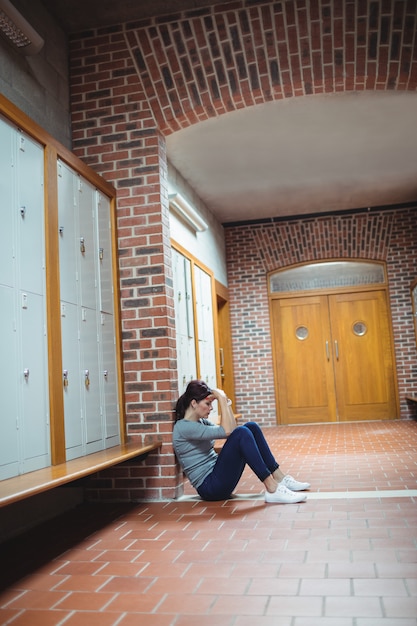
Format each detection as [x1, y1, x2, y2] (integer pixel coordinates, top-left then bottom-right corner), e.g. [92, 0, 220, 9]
[0, 0, 44, 55]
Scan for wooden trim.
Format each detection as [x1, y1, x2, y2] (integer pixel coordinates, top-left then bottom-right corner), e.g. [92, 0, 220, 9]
[171, 239, 213, 277]
[109, 193, 127, 444]
[215, 281, 236, 405]
[0, 442, 162, 508]
[384, 284, 400, 420]
[44, 145, 66, 464]
[215, 279, 229, 301]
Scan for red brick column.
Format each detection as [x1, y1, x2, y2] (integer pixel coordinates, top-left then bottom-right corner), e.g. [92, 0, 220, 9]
[69, 33, 181, 500]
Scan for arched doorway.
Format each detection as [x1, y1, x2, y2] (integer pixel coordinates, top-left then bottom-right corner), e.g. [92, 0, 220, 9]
[269, 260, 398, 425]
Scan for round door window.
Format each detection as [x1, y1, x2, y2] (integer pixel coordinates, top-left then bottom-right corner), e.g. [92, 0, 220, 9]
[353, 321, 367, 336]
[295, 325, 309, 340]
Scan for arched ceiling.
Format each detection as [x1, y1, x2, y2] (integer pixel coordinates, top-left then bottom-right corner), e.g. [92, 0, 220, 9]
[41, 0, 417, 223]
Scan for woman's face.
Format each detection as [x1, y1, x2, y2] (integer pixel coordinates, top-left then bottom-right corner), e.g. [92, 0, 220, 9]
[194, 395, 214, 419]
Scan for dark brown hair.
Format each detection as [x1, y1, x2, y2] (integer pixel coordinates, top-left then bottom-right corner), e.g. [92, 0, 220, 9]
[175, 379, 212, 422]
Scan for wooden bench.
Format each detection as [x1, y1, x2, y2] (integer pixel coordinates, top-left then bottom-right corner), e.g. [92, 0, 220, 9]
[0, 441, 162, 508]
[406, 395, 417, 403]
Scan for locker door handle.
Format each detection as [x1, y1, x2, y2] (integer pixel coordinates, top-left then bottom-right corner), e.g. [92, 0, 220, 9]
[84, 369, 90, 388]
[23, 368, 29, 381]
[325, 341, 330, 361]
[103, 370, 108, 381]
[63, 370, 69, 387]
[334, 340, 339, 360]
[80, 237, 85, 253]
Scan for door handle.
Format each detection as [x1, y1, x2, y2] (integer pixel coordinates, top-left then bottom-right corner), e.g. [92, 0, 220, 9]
[325, 340, 330, 361]
[334, 340, 339, 360]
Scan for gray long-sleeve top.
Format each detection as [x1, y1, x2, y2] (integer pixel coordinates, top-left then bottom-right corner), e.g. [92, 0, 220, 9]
[173, 418, 227, 489]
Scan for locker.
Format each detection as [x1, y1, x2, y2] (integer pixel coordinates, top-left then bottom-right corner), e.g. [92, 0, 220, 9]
[0, 117, 14, 289]
[57, 161, 78, 306]
[172, 249, 197, 393]
[173, 250, 194, 340]
[195, 266, 217, 391]
[100, 312, 120, 445]
[61, 301, 83, 460]
[0, 117, 50, 479]
[0, 115, 122, 476]
[96, 192, 114, 314]
[79, 306, 102, 453]
[0, 285, 19, 479]
[177, 334, 197, 394]
[19, 292, 50, 473]
[58, 162, 121, 460]
[16, 133, 45, 296]
[78, 178, 98, 311]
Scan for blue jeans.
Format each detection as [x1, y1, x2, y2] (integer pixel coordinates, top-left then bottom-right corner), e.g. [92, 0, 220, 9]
[197, 422, 279, 501]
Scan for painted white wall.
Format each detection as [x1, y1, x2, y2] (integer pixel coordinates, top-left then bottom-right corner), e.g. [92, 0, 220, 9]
[168, 163, 228, 287]
[0, 0, 71, 148]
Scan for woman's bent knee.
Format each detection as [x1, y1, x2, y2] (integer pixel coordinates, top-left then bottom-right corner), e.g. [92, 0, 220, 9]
[243, 421, 262, 434]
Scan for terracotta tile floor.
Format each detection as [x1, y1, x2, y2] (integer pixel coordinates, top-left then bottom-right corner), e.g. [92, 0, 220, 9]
[1, 419, 416, 626]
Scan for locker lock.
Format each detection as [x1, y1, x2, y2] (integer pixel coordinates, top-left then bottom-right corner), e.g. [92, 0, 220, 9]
[99, 247, 104, 261]
[20, 206, 26, 219]
[23, 368, 29, 381]
[80, 237, 85, 253]
[63, 369, 69, 387]
[84, 369, 90, 388]
[103, 370, 108, 381]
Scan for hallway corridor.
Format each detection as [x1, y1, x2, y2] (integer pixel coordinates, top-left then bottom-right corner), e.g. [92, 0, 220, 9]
[1, 420, 416, 625]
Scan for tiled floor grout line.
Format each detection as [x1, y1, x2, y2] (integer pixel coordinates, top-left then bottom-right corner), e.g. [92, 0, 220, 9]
[177, 489, 417, 501]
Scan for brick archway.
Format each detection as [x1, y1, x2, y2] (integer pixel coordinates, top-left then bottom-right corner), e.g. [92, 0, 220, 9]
[124, 0, 417, 135]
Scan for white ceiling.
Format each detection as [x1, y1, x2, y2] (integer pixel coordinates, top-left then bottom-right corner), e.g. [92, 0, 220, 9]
[166, 90, 417, 223]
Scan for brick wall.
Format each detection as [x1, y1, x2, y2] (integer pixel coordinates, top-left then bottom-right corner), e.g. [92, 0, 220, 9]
[224, 208, 417, 425]
[70, 32, 180, 498]
[68, 1, 417, 500]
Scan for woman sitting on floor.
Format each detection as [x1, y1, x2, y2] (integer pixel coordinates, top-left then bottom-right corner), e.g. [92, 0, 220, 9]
[173, 379, 310, 504]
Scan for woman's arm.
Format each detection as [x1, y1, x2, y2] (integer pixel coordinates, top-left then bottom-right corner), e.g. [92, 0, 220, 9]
[211, 388, 236, 436]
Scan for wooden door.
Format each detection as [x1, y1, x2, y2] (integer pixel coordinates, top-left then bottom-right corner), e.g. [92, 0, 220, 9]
[272, 295, 337, 424]
[329, 291, 397, 421]
[272, 290, 397, 424]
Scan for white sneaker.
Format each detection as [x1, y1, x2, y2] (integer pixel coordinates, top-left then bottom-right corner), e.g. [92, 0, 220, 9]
[281, 474, 310, 492]
[265, 484, 307, 504]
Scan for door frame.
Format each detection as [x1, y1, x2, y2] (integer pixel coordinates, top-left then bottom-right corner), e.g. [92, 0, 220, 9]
[216, 279, 236, 406]
[268, 259, 400, 425]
